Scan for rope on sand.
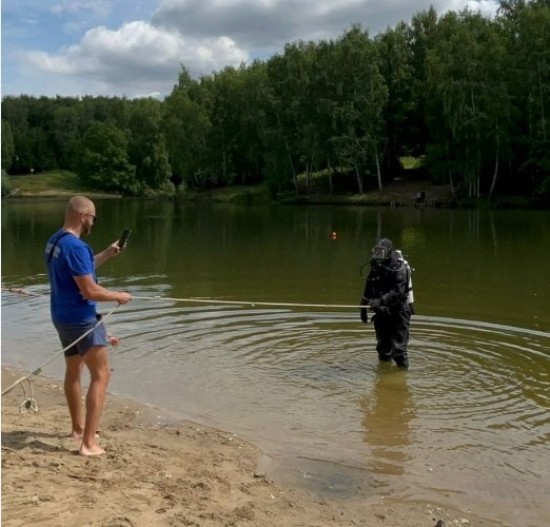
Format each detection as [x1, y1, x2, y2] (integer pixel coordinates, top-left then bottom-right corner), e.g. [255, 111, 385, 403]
[1, 304, 122, 402]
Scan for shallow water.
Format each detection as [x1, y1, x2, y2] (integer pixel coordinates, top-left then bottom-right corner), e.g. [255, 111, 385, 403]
[2, 200, 550, 526]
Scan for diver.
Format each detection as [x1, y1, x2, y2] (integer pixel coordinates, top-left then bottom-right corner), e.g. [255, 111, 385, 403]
[359, 238, 414, 369]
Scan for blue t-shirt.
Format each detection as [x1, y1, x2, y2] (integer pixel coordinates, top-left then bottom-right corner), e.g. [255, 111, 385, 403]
[45, 229, 97, 324]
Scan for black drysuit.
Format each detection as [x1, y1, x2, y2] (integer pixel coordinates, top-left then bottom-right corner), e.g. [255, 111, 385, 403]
[360, 253, 413, 368]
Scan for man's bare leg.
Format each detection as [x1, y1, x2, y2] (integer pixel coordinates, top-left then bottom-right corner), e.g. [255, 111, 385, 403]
[79, 345, 111, 456]
[64, 355, 85, 439]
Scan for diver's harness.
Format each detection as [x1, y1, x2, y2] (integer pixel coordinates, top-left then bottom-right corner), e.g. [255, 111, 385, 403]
[360, 249, 415, 313]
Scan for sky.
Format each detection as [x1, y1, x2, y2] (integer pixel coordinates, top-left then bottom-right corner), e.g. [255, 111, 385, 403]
[1, 0, 499, 99]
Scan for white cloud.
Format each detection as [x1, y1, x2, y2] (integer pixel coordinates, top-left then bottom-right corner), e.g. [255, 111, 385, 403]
[4, 0, 500, 97]
[466, 0, 498, 16]
[20, 16, 41, 25]
[51, 0, 112, 18]
[23, 21, 249, 94]
[151, 0, 498, 50]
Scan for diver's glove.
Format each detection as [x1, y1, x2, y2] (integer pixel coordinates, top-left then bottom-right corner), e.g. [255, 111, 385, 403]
[360, 297, 369, 323]
[370, 298, 382, 311]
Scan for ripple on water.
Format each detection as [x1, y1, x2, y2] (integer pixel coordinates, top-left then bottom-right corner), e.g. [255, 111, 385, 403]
[2, 294, 549, 526]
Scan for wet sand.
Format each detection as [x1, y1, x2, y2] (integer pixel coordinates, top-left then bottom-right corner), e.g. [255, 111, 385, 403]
[1, 367, 500, 527]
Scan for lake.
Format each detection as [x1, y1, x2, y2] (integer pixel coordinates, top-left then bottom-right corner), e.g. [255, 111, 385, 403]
[2, 198, 549, 526]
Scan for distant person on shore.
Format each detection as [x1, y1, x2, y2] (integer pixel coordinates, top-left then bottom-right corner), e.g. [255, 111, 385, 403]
[45, 195, 132, 456]
[359, 238, 414, 369]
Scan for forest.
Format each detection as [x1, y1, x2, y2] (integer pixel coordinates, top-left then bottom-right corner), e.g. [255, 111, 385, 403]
[2, 0, 550, 201]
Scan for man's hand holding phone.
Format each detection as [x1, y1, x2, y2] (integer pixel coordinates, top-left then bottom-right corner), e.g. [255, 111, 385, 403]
[101, 229, 132, 262]
[118, 229, 132, 249]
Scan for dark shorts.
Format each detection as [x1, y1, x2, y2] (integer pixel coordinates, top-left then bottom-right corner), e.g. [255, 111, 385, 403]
[54, 315, 108, 357]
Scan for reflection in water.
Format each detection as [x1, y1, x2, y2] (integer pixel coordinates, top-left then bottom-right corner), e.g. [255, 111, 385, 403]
[3, 200, 550, 527]
[361, 366, 414, 477]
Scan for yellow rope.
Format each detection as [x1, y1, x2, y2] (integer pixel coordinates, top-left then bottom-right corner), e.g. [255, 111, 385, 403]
[3, 286, 368, 310]
[1, 304, 122, 398]
[2, 288, 370, 407]
[131, 295, 367, 310]
[1, 287, 43, 297]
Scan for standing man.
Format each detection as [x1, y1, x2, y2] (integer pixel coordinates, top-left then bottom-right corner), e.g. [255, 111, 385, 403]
[359, 238, 413, 369]
[45, 196, 132, 456]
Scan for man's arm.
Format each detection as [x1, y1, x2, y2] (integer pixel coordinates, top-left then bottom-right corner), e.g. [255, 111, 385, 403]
[94, 241, 122, 268]
[74, 274, 131, 304]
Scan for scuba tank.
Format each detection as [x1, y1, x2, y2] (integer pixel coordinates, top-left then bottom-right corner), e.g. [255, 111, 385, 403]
[394, 249, 415, 314]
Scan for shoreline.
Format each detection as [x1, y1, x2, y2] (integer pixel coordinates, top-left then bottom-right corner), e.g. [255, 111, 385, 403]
[1, 366, 502, 527]
[4, 189, 122, 199]
[4, 179, 548, 209]
[4, 168, 548, 208]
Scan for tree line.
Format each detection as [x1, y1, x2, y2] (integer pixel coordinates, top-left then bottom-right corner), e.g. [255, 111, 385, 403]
[2, 0, 549, 200]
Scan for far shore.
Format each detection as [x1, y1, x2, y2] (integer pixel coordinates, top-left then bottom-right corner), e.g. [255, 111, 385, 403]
[4, 188, 122, 199]
[3, 176, 456, 207]
[4, 174, 548, 209]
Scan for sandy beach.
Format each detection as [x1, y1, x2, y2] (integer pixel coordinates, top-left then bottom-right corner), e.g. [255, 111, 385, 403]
[1, 367, 500, 527]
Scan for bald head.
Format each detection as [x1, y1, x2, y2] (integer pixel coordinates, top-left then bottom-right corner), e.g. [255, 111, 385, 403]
[64, 196, 96, 236]
[65, 196, 94, 219]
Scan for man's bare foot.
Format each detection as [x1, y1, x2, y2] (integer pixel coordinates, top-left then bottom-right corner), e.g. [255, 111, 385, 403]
[79, 444, 105, 456]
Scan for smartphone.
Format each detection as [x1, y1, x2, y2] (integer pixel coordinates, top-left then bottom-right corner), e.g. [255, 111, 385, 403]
[118, 229, 132, 249]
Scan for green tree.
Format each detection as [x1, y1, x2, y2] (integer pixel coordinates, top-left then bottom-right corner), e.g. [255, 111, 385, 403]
[79, 121, 137, 193]
[406, 7, 440, 158]
[51, 103, 81, 170]
[1, 96, 32, 173]
[376, 23, 415, 177]
[264, 52, 301, 193]
[163, 68, 212, 190]
[1, 120, 15, 170]
[498, 0, 550, 195]
[127, 98, 172, 192]
[331, 26, 388, 192]
[425, 10, 511, 198]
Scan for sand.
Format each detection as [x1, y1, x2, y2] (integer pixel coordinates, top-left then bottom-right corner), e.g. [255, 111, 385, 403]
[1, 367, 499, 527]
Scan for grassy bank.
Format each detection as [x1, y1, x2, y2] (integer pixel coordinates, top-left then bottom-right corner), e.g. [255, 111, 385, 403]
[4, 169, 544, 209]
[3, 169, 452, 206]
[4, 170, 120, 199]
[4, 171, 271, 204]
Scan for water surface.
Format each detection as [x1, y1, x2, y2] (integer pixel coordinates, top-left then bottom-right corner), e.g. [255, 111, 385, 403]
[2, 199, 549, 527]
